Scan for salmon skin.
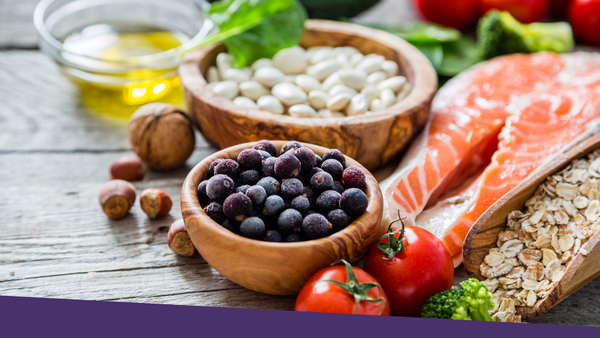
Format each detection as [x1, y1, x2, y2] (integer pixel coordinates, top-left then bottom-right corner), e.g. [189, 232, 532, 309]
[380, 52, 600, 266]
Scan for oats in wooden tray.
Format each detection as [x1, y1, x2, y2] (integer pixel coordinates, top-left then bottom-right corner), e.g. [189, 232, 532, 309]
[483, 149, 600, 323]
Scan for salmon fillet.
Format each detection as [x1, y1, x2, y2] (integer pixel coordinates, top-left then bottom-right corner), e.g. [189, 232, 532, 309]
[380, 52, 600, 266]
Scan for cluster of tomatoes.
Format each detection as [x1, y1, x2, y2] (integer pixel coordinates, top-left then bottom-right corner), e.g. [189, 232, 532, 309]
[295, 214, 454, 317]
[413, 0, 600, 45]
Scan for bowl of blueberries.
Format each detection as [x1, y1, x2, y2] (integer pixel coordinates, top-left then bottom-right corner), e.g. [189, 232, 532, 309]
[180, 140, 383, 295]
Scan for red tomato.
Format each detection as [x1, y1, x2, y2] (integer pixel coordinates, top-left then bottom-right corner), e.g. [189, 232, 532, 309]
[295, 261, 391, 315]
[570, 0, 600, 44]
[412, 0, 480, 30]
[480, 0, 549, 23]
[363, 220, 454, 317]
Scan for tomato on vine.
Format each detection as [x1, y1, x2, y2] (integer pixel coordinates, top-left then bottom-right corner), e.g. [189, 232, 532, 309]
[363, 212, 454, 317]
[295, 260, 390, 315]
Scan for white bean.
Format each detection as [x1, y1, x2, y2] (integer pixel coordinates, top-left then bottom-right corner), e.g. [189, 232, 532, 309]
[308, 90, 329, 109]
[377, 76, 407, 93]
[396, 82, 412, 102]
[233, 96, 257, 109]
[307, 59, 342, 81]
[272, 46, 307, 74]
[223, 68, 251, 83]
[209, 81, 239, 100]
[254, 66, 285, 88]
[318, 108, 333, 118]
[335, 46, 360, 56]
[251, 58, 272, 71]
[366, 71, 387, 85]
[327, 93, 352, 111]
[310, 48, 336, 65]
[288, 104, 318, 118]
[338, 69, 367, 90]
[295, 75, 321, 93]
[346, 94, 368, 116]
[355, 55, 384, 74]
[361, 85, 378, 102]
[370, 98, 385, 112]
[216, 53, 235, 77]
[207, 66, 220, 83]
[284, 75, 298, 83]
[271, 82, 307, 106]
[381, 60, 399, 77]
[321, 72, 343, 92]
[380, 88, 396, 107]
[257, 95, 284, 114]
[329, 84, 358, 97]
[349, 53, 365, 66]
[239, 81, 270, 101]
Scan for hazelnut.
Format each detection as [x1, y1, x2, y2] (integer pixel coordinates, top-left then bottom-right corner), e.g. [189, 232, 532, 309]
[128, 103, 195, 171]
[99, 180, 136, 219]
[110, 156, 146, 181]
[167, 219, 196, 257]
[140, 188, 172, 219]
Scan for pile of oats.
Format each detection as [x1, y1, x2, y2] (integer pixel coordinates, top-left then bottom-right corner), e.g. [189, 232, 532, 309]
[481, 149, 600, 322]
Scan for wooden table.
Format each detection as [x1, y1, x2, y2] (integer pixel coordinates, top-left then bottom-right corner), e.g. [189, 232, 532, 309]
[1, 0, 599, 326]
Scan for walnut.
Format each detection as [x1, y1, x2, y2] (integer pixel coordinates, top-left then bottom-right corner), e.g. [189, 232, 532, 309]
[128, 103, 195, 171]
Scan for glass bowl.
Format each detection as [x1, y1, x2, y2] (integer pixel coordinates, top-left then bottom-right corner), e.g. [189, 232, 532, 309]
[34, 0, 214, 118]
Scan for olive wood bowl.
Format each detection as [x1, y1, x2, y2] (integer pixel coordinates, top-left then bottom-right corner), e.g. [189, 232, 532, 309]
[180, 141, 383, 295]
[463, 132, 600, 318]
[179, 19, 437, 171]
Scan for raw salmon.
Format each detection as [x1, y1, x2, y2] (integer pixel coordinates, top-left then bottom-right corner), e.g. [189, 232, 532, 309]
[380, 52, 600, 266]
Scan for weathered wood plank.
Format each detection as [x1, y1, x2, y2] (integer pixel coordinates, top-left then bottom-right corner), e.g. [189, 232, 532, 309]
[0, 0, 39, 49]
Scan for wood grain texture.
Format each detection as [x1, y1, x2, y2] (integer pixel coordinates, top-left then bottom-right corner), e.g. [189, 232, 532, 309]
[463, 133, 600, 318]
[180, 20, 437, 170]
[181, 141, 383, 295]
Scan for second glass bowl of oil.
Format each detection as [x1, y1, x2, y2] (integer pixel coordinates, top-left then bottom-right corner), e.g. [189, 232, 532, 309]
[35, 0, 213, 118]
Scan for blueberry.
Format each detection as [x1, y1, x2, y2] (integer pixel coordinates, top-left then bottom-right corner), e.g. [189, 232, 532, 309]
[262, 195, 286, 216]
[322, 149, 346, 167]
[274, 153, 302, 178]
[315, 154, 323, 167]
[292, 147, 317, 175]
[310, 171, 334, 191]
[257, 176, 280, 196]
[332, 181, 344, 194]
[342, 166, 366, 189]
[221, 219, 240, 233]
[265, 230, 282, 242]
[257, 150, 272, 161]
[291, 195, 310, 214]
[253, 140, 277, 157]
[316, 190, 341, 214]
[208, 159, 223, 178]
[246, 185, 267, 206]
[240, 217, 266, 239]
[321, 159, 344, 181]
[309, 167, 323, 177]
[261, 157, 277, 178]
[277, 208, 303, 234]
[237, 149, 262, 171]
[280, 141, 303, 155]
[223, 193, 253, 221]
[340, 188, 368, 216]
[327, 209, 351, 232]
[238, 170, 261, 186]
[204, 201, 224, 220]
[284, 233, 302, 242]
[206, 174, 235, 201]
[281, 178, 304, 199]
[301, 186, 316, 208]
[214, 159, 240, 181]
[197, 180, 210, 207]
[236, 185, 251, 194]
[302, 214, 331, 240]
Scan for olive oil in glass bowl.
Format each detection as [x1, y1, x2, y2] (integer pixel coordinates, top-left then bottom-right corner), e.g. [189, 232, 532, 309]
[34, 0, 213, 118]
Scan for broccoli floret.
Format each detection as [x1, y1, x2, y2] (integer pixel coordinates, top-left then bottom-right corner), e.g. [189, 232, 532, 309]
[477, 10, 574, 60]
[421, 278, 494, 321]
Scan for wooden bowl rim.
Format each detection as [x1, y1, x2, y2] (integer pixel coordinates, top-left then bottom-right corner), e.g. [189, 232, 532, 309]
[179, 19, 437, 127]
[463, 134, 600, 318]
[181, 140, 382, 252]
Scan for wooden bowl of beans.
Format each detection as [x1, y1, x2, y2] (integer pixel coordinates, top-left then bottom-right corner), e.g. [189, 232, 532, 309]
[179, 20, 437, 170]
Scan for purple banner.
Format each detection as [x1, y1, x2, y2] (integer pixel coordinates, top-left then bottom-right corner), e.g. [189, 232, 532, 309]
[1, 296, 599, 337]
